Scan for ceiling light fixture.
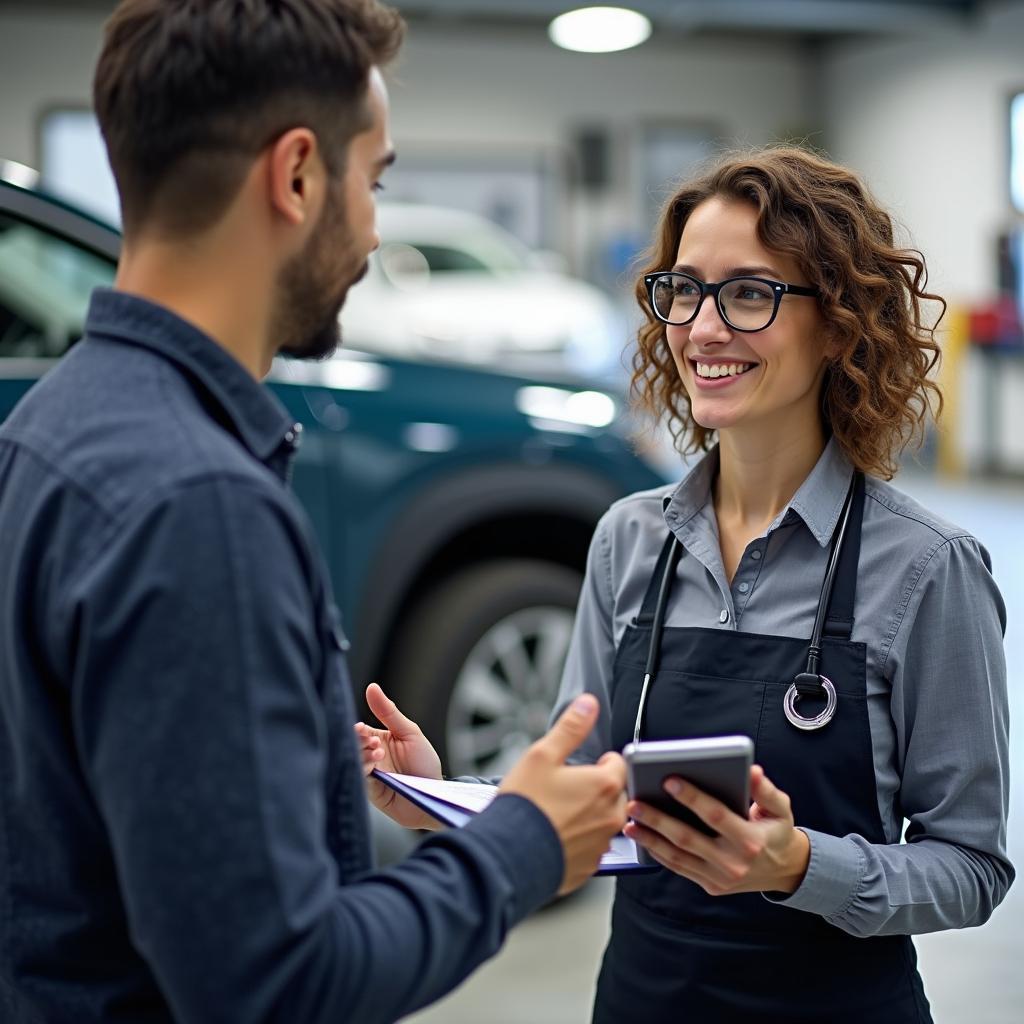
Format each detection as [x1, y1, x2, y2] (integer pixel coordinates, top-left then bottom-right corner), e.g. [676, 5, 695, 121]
[548, 6, 652, 54]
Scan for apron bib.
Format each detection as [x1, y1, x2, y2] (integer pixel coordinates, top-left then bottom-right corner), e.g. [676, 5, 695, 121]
[594, 475, 932, 1023]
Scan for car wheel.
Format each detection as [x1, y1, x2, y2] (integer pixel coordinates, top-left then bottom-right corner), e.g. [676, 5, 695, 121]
[389, 560, 583, 779]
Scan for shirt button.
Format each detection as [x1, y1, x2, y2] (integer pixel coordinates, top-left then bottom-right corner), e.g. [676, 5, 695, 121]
[738, 582, 750, 594]
[751, 549, 763, 560]
[719, 609, 729, 623]
[284, 422, 304, 449]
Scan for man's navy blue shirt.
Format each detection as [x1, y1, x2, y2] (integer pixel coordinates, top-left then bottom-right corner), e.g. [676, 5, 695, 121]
[0, 290, 562, 1023]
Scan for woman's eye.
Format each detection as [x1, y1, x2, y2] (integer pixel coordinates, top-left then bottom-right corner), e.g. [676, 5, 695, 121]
[372, 182, 386, 193]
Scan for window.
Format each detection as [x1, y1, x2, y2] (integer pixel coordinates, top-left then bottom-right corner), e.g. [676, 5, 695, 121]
[0, 214, 115, 358]
[39, 108, 121, 226]
[1011, 91, 1024, 214]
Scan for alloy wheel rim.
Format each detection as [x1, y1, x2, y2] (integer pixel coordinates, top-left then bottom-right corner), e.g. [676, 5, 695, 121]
[445, 606, 575, 777]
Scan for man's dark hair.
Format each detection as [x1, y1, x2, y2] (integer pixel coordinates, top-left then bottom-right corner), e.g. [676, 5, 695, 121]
[94, 0, 404, 236]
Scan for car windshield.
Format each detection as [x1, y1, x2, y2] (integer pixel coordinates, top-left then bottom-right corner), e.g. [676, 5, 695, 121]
[0, 216, 115, 357]
[417, 232, 528, 273]
[377, 215, 532, 278]
[407, 243, 497, 273]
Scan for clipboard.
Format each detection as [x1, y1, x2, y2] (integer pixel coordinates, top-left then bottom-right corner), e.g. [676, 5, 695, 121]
[372, 769, 656, 875]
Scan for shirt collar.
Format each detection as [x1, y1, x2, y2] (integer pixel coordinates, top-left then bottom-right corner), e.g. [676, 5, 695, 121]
[84, 288, 294, 465]
[662, 447, 719, 532]
[663, 437, 854, 548]
[782, 437, 855, 547]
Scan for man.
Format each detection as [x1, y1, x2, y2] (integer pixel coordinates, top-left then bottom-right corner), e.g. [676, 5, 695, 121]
[0, 2, 628, 1021]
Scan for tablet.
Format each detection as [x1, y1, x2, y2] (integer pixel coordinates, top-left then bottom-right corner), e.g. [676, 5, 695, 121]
[623, 736, 754, 861]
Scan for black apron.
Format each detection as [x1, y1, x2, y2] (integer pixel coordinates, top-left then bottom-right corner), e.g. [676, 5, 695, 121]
[594, 474, 933, 1024]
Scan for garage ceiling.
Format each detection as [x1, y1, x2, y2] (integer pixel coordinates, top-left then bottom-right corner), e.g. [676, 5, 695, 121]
[0, 0, 984, 38]
[399, 0, 978, 33]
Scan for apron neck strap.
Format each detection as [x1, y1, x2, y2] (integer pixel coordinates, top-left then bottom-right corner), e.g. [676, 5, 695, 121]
[821, 471, 865, 642]
[636, 531, 683, 626]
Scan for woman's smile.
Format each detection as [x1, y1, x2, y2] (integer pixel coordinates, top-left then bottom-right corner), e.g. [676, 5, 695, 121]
[689, 357, 760, 389]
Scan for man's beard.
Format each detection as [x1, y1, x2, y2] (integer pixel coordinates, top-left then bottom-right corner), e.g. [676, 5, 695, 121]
[274, 189, 368, 361]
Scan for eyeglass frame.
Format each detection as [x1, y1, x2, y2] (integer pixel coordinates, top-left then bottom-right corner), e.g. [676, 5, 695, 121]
[644, 271, 820, 333]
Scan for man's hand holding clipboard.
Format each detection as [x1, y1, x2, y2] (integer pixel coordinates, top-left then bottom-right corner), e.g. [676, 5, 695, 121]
[356, 684, 630, 894]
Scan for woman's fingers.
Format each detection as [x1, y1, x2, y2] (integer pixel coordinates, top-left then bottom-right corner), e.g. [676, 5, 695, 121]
[624, 820, 703, 870]
[626, 811, 758, 893]
[365, 682, 422, 738]
[624, 821, 722, 889]
[627, 800, 719, 861]
[749, 764, 790, 818]
[353, 723, 387, 775]
[354, 721, 385, 740]
[353, 723, 385, 749]
[627, 769, 800, 895]
[660, 777, 752, 846]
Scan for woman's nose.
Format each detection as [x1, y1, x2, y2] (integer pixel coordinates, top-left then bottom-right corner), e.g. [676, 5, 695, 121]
[688, 295, 732, 344]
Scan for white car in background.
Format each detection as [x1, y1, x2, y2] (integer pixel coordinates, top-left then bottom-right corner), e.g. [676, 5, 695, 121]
[340, 203, 626, 376]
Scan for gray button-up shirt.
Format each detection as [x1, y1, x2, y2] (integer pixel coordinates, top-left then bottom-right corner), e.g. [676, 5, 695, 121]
[554, 438, 1013, 937]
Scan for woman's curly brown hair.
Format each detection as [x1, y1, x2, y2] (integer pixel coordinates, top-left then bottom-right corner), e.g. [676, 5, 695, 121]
[632, 146, 944, 479]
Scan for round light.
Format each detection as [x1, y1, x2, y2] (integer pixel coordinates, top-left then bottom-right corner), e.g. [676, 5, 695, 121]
[548, 6, 652, 54]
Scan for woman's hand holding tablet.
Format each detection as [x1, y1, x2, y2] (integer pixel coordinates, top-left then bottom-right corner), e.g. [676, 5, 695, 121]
[623, 736, 810, 895]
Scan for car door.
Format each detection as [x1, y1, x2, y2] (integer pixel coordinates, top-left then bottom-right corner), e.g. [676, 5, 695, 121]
[0, 183, 118, 419]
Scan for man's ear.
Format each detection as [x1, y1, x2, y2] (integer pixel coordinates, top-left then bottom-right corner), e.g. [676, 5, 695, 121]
[266, 128, 325, 228]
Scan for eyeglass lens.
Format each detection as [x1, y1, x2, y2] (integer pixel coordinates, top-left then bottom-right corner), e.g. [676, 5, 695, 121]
[651, 275, 778, 331]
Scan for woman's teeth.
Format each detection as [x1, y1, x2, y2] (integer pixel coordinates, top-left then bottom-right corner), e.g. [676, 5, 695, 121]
[695, 362, 755, 379]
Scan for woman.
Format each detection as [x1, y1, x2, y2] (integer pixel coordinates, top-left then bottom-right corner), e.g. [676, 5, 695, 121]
[552, 146, 1013, 1023]
[358, 147, 1013, 1023]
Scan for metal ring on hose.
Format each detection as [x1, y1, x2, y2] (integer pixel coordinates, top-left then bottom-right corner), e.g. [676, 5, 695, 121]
[783, 675, 837, 731]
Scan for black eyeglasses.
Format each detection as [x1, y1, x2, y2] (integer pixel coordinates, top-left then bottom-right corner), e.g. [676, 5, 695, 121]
[644, 272, 819, 332]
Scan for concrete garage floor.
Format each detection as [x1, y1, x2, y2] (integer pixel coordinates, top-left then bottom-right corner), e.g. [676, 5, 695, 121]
[404, 474, 1024, 1024]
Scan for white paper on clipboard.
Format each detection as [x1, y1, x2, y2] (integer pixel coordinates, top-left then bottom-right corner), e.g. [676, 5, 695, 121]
[373, 770, 652, 875]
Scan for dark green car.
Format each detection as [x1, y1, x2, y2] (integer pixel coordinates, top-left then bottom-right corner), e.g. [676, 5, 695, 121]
[0, 175, 665, 777]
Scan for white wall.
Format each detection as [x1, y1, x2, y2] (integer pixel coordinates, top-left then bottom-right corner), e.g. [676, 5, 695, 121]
[0, 11, 105, 168]
[388, 25, 813, 267]
[0, 11, 813, 263]
[824, 3, 1024, 302]
[823, 2, 1024, 471]
[387, 24, 813, 162]
[402, 26, 808, 137]
[0, 14, 814, 164]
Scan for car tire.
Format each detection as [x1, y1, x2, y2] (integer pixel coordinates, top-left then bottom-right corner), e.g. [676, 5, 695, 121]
[388, 559, 583, 779]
